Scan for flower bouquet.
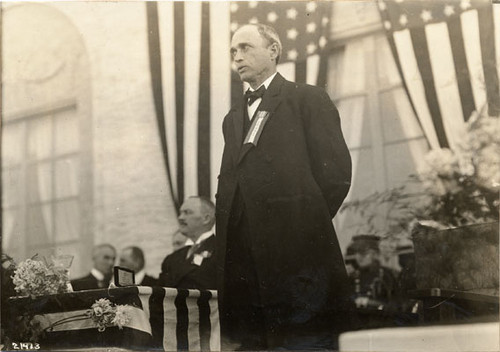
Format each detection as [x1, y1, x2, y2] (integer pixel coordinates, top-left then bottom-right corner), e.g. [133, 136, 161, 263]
[11, 255, 73, 298]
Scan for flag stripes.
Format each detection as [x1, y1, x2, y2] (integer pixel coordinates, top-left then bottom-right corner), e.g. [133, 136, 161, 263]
[478, 5, 500, 116]
[448, 15, 476, 122]
[149, 2, 333, 208]
[379, 0, 500, 151]
[197, 291, 212, 351]
[198, 2, 211, 199]
[174, 2, 186, 205]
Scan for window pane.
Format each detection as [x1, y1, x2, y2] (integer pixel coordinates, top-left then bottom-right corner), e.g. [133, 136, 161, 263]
[381, 89, 423, 143]
[55, 109, 79, 155]
[337, 96, 371, 148]
[2, 167, 22, 208]
[2, 122, 24, 166]
[55, 157, 79, 198]
[55, 199, 79, 242]
[27, 117, 52, 160]
[2, 208, 21, 254]
[27, 162, 52, 203]
[27, 204, 53, 245]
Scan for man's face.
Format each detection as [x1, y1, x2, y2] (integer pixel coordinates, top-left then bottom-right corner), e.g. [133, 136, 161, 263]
[119, 249, 139, 272]
[178, 198, 208, 240]
[355, 249, 378, 269]
[230, 25, 277, 88]
[93, 246, 116, 276]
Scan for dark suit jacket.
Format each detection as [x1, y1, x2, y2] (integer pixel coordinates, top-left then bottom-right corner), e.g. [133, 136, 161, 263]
[159, 235, 216, 290]
[71, 273, 109, 291]
[216, 73, 353, 327]
[139, 274, 158, 287]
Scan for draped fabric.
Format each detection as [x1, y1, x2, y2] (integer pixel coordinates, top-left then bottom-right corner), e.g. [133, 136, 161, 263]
[8, 286, 220, 351]
[146, 1, 333, 210]
[378, 0, 500, 150]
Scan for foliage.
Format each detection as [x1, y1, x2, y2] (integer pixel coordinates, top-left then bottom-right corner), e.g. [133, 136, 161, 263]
[341, 106, 499, 237]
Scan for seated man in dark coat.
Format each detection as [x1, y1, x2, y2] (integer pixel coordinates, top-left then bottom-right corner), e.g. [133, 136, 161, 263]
[159, 196, 216, 290]
[119, 246, 158, 286]
[348, 235, 396, 308]
[71, 244, 116, 291]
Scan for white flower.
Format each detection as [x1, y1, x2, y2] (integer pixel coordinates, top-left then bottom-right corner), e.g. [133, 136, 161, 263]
[112, 305, 132, 329]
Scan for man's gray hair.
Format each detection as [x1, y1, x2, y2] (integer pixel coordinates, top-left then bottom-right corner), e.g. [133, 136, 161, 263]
[250, 23, 283, 64]
[92, 243, 116, 257]
[188, 196, 216, 227]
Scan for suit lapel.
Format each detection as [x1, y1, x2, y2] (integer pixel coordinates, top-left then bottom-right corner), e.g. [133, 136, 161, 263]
[237, 73, 285, 165]
[170, 236, 215, 286]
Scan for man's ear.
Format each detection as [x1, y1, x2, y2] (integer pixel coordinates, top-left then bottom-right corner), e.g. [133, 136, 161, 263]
[269, 43, 278, 61]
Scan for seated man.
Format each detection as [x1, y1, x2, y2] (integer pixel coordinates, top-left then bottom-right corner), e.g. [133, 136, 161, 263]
[348, 235, 396, 308]
[119, 246, 158, 286]
[159, 196, 216, 290]
[71, 244, 116, 291]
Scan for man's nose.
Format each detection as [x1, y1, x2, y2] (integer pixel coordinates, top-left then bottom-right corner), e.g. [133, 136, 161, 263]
[233, 51, 243, 62]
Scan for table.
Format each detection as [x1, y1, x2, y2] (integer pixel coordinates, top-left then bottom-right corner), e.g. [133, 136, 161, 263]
[339, 322, 500, 351]
[410, 288, 499, 323]
[6, 286, 220, 351]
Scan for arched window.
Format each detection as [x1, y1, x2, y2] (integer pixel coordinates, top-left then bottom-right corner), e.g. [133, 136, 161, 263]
[2, 3, 93, 276]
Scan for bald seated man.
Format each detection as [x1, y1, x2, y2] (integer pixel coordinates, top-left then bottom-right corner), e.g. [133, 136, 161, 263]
[119, 246, 158, 287]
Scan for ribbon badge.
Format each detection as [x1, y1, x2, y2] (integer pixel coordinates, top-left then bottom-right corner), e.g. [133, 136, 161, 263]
[244, 111, 271, 146]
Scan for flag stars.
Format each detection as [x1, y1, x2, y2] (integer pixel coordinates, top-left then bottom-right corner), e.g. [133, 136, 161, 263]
[444, 5, 455, 16]
[421, 9, 433, 22]
[384, 21, 391, 30]
[248, 1, 258, 9]
[287, 8, 298, 20]
[322, 16, 329, 27]
[249, 17, 259, 24]
[460, 0, 471, 10]
[306, 1, 317, 13]
[306, 22, 317, 33]
[319, 36, 327, 49]
[378, 1, 387, 11]
[230, 22, 239, 32]
[399, 14, 408, 26]
[287, 28, 298, 40]
[267, 12, 278, 23]
[307, 43, 317, 54]
[230, 3, 238, 13]
[287, 49, 298, 61]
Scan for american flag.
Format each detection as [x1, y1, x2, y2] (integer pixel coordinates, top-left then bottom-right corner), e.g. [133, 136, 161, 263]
[146, 1, 332, 209]
[378, 0, 500, 150]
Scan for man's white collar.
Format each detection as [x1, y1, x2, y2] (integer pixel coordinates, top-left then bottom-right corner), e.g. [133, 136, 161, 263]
[91, 268, 105, 281]
[248, 72, 277, 92]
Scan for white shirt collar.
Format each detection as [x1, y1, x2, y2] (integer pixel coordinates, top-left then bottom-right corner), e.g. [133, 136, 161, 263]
[134, 269, 146, 285]
[91, 268, 105, 281]
[248, 71, 277, 92]
[194, 230, 214, 245]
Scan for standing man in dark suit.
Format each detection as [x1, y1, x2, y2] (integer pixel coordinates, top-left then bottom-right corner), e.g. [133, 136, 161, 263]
[71, 244, 116, 291]
[119, 246, 158, 287]
[159, 196, 216, 290]
[216, 24, 353, 350]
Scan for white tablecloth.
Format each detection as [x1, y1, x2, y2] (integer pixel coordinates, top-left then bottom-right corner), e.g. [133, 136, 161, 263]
[339, 322, 499, 352]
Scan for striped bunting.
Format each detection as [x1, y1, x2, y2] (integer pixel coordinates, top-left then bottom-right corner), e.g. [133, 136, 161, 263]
[8, 286, 220, 351]
[146, 1, 332, 209]
[378, 0, 500, 150]
[148, 287, 220, 351]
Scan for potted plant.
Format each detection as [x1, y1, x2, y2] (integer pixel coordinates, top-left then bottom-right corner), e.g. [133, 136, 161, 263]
[341, 106, 499, 293]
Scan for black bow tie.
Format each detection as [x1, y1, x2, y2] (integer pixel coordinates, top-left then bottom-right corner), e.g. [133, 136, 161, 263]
[245, 86, 266, 106]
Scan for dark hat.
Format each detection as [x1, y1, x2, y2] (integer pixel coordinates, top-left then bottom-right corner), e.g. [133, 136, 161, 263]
[349, 234, 380, 253]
